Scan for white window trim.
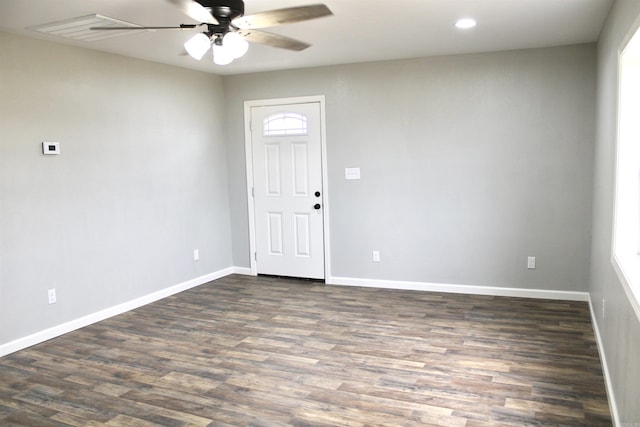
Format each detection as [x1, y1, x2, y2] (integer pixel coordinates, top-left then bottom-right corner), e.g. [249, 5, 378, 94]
[611, 17, 640, 322]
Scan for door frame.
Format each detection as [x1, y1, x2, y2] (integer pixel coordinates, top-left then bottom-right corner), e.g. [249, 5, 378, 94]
[243, 95, 331, 279]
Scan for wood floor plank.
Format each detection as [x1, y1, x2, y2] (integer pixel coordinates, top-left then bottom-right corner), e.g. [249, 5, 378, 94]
[0, 274, 612, 426]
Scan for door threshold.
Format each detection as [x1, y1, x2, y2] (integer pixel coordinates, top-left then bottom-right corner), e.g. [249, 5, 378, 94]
[257, 274, 325, 284]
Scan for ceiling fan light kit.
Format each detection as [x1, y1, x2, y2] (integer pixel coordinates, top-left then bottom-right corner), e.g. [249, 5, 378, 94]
[223, 31, 249, 58]
[212, 42, 234, 65]
[89, 0, 333, 66]
[184, 28, 249, 64]
[184, 32, 212, 59]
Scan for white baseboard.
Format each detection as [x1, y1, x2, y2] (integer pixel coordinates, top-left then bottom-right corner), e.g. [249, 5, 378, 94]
[327, 276, 590, 301]
[0, 267, 234, 358]
[232, 266, 254, 275]
[588, 297, 620, 427]
[0, 270, 590, 358]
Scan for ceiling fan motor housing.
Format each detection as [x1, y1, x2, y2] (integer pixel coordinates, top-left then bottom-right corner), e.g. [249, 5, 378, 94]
[195, 0, 245, 20]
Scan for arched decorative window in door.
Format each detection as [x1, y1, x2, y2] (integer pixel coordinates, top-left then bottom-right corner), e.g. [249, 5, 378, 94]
[263, 112, 308, 136]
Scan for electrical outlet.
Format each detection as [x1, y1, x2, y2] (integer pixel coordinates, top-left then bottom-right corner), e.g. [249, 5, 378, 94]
[48, 288, 56, 304]
[193, 249, 199, 261]
[372, 250, 380, 263]
[527, 256, 536, 269]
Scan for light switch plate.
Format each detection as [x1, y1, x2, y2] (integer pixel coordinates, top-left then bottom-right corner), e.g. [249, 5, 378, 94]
[345, 167, 361, 180]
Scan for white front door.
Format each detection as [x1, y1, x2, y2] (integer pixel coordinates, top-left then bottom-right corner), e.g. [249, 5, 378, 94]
[250, 101, 325, 279]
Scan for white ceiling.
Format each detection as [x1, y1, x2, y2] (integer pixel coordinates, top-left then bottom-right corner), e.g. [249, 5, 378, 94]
[0, 0, 614, 76]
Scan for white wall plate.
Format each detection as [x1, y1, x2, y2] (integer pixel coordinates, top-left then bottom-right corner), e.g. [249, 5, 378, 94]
[42, 142, 60, 155]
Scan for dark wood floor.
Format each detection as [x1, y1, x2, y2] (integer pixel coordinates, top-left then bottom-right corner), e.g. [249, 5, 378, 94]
[0, 275, 611, 426]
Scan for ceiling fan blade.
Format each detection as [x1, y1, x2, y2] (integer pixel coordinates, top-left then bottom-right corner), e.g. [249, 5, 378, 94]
[167, 0, 219, 25]
[91, 24, 199, 30]
[238, 29, 310, 51]
[233, 4, 332, 30]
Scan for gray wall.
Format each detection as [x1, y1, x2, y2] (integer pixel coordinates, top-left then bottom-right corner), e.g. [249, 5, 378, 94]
[225, 44, 596, 292]
[1, 20, 634, 423]
[0, 32, 232, 345]
[590, 0, 640, 423]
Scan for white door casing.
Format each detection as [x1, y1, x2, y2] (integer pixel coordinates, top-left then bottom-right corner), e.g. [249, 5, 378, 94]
[244, 97, 329, 279]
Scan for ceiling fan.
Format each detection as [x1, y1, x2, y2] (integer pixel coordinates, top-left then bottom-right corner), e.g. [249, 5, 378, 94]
[90, 0, 333, 65]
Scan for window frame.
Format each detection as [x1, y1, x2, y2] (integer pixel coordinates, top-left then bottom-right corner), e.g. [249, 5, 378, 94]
[612, 20, 640, 322]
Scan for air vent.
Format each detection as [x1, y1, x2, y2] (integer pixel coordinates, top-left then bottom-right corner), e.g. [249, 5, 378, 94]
[28, 14, 150, 42]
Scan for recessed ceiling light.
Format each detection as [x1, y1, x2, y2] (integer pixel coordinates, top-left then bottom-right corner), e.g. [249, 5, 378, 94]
[455, 18, 477, 29]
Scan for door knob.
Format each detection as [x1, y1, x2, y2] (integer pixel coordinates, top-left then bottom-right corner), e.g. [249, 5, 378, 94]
[315, 191, 321, 197]
[313, 203, 321, 210]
